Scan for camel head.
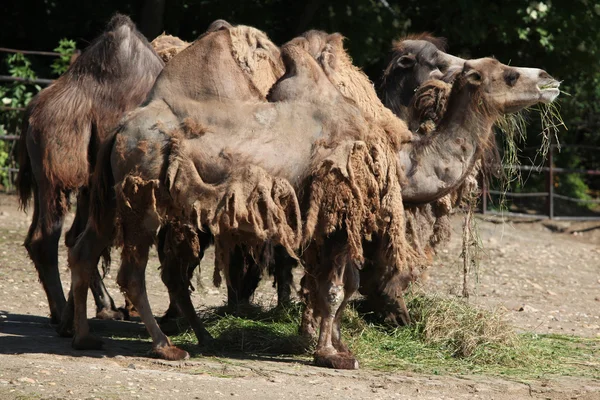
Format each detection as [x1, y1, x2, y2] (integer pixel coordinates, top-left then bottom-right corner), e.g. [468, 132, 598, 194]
[400, 57, 560, 204]
[380, 34, 465, 119]
[459, 58, 560, 114]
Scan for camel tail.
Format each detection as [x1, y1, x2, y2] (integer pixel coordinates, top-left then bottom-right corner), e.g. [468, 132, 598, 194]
[16, 113, 33, 211]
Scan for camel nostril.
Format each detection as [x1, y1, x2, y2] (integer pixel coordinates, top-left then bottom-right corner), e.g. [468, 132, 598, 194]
[539, 71, 552, 80]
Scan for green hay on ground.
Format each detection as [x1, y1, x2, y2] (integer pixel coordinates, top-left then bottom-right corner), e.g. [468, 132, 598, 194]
[169, 296, 599, 379]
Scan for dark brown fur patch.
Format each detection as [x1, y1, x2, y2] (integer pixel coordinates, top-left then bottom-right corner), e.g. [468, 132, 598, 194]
[181, 117, 207, 138]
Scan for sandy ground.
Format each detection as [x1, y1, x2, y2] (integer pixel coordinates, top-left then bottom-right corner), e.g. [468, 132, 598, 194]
[1, 193, 599, 399]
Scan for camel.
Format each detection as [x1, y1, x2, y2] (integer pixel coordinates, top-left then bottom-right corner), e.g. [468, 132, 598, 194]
[62, 23, 287, 352]
[65, 15, 559, 370]
[16, 14, 165, 324]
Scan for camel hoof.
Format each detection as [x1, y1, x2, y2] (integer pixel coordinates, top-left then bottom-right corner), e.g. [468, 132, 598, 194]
[72, 334, 104, 350]
[152, 344, 190, 361]
[96, 308, 126, 321]
[314, 351, 359, 370]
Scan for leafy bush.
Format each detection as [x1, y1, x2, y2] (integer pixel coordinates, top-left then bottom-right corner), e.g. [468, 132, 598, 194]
[51, 39, 77, 76]
[0, 39, 75, 189]
[0, 53, 41, 189]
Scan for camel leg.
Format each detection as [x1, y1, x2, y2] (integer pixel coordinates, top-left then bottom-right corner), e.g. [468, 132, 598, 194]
[65, 189, 124, 321]
[68, 225, 111, 349]
[90, 266, 126, 320]
[331, 264, 359, 354]
[158, 224, 211, 343]
[118, 242, 189, 361]
[227, 245, 261, 307]
[299, 274, 319, 340]
[24, 186, 67, 324]
[273, 246, 295, 307]
[161, 261, 212, 345]
[312, 244, 359, 370]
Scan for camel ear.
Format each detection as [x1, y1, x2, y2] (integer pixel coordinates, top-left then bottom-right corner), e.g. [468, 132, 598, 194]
[465, 69, 483, 85]
[207, 19, 232, 32]
[397, 54, 416, 69]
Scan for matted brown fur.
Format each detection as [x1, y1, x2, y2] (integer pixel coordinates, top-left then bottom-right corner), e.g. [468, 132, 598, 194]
[151, 34, 190, 63]
[18, 14, 164, 211]
[162, 129, 302, 278]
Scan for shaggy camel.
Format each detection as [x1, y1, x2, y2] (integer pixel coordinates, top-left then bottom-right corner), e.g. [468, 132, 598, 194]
[67, 18, 559, 370]
[16, 14, 164, 324]
[63, 23, 286, 352]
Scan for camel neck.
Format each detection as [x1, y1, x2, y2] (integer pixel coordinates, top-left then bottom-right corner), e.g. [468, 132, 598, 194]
[399, 85, 494, 204]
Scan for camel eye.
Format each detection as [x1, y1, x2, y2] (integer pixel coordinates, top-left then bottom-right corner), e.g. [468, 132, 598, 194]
[397, 55, 416, 68]
[503, 70, 520, 87]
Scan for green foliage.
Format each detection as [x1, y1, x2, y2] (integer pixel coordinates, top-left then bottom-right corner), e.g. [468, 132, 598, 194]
[51, 39, 77, 76]
[0, 52, 41, 189]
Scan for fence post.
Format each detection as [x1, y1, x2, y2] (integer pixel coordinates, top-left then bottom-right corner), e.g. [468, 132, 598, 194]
[546, 143, 554, 219]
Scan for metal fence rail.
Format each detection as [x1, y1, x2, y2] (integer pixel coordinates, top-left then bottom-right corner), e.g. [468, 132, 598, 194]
[482, 144, 600, 221]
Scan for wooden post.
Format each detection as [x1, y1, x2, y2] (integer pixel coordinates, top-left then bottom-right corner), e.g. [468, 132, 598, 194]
[546, 143, 555, 219]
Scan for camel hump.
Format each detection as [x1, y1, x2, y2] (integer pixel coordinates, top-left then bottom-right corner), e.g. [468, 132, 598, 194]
[105, 13, 135, 32]
[207, 19, 233, 32]
[269, 40, 342, 103]
[279, 39, 322, 81]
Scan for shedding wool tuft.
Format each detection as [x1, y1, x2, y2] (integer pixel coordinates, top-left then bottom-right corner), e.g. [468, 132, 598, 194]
[151, 34, 190, 63]
[229, 25, 285, 97]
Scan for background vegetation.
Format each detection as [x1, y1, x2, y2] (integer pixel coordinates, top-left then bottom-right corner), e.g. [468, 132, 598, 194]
[2, 0, 599, 212]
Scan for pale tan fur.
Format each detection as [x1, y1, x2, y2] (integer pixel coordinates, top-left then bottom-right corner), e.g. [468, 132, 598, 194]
[151, 33, 190, 62]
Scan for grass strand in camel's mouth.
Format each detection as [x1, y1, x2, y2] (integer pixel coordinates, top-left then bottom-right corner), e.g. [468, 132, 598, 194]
[538, 80, 561, 90]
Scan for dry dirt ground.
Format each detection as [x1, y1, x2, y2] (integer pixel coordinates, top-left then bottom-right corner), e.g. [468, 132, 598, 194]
[1, 193, 599, 399]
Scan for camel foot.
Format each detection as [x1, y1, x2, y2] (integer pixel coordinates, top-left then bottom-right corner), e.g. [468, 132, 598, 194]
[95, 308, 126, 321]
[152, 344, 190, 361]
[314, 350, 359, 370]
[72, 334, 104, 350]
